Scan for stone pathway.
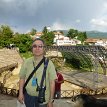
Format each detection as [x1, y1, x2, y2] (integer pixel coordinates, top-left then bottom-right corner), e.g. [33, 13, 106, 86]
[1, 70, 107, 107]
[0, 94, 74, 107]
[0, 94, 17, 107]
[62, 71, 107, 90]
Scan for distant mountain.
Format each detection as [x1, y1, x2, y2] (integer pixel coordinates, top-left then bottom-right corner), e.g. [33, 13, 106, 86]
[54, 30, 107, 38]
[86, 31, 107, 38]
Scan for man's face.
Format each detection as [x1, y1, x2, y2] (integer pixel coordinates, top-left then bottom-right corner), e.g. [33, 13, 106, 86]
[32, 40, 44, 57]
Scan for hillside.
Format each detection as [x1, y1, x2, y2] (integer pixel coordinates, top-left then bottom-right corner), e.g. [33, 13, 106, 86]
[57, 30, 107, 38]
[86, 31, 107, 38]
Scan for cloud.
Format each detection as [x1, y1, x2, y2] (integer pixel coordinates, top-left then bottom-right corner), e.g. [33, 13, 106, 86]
[90, 1, 107, 31]
[90, 18, 107, 27]
[0, 0, 48, 16]
[0, 0, 49, 33]
[51, 21, 70, 30]
[0, 0, 107, 32]
[75, 19, 81, 23]
[3, 0, 14, 2]
[90, 18, 107, 32]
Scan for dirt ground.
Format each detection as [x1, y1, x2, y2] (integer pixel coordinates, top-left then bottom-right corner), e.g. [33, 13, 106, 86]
[61, 81, 81, 90]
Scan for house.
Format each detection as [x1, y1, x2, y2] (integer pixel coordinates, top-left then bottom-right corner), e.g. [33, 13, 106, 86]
[54, 31, 81, 46]
[85, 38, 107, 48]
[30, 32, 43, 40]
[85, 38, 98, 45]
[95, 39, 107, 47]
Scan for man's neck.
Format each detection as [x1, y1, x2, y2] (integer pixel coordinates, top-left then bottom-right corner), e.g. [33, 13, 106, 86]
[34, 55, 44, 61]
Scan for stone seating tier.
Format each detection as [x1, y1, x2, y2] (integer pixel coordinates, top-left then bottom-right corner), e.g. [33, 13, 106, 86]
[0, 49, 23, 73]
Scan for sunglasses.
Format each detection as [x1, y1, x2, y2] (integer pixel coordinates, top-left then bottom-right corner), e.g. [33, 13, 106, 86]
[32, 45, 44, 48]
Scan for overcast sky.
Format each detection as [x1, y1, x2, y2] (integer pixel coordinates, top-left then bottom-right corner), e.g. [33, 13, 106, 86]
[0, 0, 107, 33]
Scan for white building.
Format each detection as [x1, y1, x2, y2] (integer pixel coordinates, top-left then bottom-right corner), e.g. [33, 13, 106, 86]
[95, 39, 107, 47]
[54, 31, 81, 46]
[56, 39, 81, 46]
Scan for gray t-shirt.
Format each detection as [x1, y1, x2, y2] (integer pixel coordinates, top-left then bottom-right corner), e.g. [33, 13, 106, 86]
[19, 57, 57, 103]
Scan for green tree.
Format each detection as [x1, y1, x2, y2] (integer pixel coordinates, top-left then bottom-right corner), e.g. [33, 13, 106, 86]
[0, 25, 13, 38]
[77, 32, 87, 43]
[67, 29, 78, 38]
[62, 52, 92, 70]
[0, 25, 14, 47]
[30, 28, 37, 36]
[13, 34, 32, 53]
[0, 25, 33, 53]
[41, 31, 55, 46]
[42, 26, 48, 34]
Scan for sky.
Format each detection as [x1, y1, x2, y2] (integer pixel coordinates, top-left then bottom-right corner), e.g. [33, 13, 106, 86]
[0, 0, 107, 33]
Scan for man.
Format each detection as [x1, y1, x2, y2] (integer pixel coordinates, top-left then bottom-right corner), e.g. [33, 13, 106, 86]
[54, 69, 64, 99]
[18, 38, 57, 107]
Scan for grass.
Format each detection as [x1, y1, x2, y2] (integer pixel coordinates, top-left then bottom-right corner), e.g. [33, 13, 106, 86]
[20, 52, 105, 75]
[20, 51, 33, 59]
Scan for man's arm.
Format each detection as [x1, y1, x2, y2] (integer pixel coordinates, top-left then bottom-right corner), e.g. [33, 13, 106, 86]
[18, 78, 25, 104]
[49, 80, 55, 100]
[47, 80, 55, 107]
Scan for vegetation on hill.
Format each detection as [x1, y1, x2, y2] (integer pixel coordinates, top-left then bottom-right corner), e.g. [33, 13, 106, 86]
[0, 25, 32, 53]
[41, 26, 55, 46]
[67, 29, 87, 43]
[0, 24, 97, 71]
[62, 52, 93, 71]
[0, 25, 88, 51]
[60, 30, 107, 39]
[86, 31, 107, 38]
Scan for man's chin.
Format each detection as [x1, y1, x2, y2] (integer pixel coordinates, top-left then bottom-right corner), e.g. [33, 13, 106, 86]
[34, 54, 44, 57]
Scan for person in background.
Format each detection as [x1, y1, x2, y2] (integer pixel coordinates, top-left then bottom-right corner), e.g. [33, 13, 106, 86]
[54, 69, 64, 99]
[18, 38, 57, 107]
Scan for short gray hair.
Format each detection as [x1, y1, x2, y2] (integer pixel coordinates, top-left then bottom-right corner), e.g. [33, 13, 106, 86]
[32, 38, 45, 45]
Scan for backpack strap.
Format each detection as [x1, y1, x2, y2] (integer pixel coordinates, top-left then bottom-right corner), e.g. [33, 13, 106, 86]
[38, 58, 49, 103]
[40, 58, 49, 89]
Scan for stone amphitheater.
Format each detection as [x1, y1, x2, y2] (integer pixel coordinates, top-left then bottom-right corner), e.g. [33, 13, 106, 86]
[0, 49, 81, 107]
[0, 49, 81, 92]
[0, 49, 22, 107]
[1, 49, 107, 107]
[0, 48, 23, 89]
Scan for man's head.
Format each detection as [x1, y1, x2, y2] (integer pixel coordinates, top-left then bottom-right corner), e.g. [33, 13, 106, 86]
[32, 38, 45, 57]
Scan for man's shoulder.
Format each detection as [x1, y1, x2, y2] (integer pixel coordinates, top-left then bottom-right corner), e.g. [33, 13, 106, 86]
[47, 58, 53, 65]
[24, 57, 33, 63]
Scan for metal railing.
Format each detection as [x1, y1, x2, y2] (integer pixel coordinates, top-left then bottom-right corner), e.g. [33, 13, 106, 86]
[61, 87, 107, 98]
[0, 82, 107, 98]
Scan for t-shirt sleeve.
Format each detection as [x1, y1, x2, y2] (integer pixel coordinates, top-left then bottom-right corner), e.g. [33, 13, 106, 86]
[48, 60, 57, 81]
[19, 60, 27, 79]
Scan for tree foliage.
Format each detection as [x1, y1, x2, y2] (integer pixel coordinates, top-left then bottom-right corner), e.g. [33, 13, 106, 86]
[42, 26, 48, 34]
[13, 34, 32, 53]
[62, 52, 92, 70]
[77, 32, 87, 43]
[30, 28, 37, 36]
[67, 28, 87, 43]
[67, 29, 78, 39]
[0, 25, 32, 53]
[0, 25, 13, 38]
[41, 31, 55, 46]
[0, 25, 14, 47]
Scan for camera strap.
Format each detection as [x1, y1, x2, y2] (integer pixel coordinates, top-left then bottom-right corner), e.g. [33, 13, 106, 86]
[39, 58, 49, 90]
[23, 57, 45, 92]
